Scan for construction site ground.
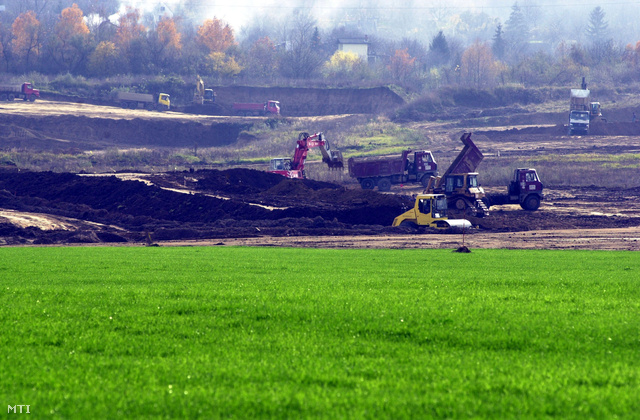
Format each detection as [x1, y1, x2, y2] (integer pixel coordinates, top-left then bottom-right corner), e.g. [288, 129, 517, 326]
[1, 99, 640, 250]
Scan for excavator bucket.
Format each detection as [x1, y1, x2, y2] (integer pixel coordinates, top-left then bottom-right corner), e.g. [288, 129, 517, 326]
[316, 137, 343, 169]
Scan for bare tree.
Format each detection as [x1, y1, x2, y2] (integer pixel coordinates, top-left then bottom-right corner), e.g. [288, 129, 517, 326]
[278, 11, 323, 79]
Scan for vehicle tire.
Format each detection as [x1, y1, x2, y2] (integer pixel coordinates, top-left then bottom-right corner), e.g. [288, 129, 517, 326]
[145, 103, 155, 111]
[28, 95, 36, 102]
[156, 104, 165, 112]
[454, 197, 468, 210]
[0, 94, 7, 101]
[521, 194, 541, 211]
[129, 102, 138, 109]
[7, 94, 14, 101]
[377, 178, 392, 192]
[360, 178, 375, 190]
[121, 102, 128, 109]
[420, 174, 431, 187]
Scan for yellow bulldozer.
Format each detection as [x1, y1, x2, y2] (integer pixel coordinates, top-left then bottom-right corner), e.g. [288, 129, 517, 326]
[393, 193, 472, 229]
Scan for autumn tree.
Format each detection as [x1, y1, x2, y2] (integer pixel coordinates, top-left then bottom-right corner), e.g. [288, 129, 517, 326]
[460, 40, 498, 89]
[115, 7, 147, 73]
[244, 36, 278, 80]
[87, 40, 120, 76]
[148, 17, 182, 71]
[115, 7, 145, 48]
[53, 3, 91, 73]
[204, 51, 242, 79]
[388, 48, 416, 83]
[11, 11, 41, 70]
[322, 50, 367, 81]
[197, 18, 235, 53]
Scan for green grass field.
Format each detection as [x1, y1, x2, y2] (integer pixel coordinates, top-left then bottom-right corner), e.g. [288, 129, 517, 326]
[1, 247, 639, 419]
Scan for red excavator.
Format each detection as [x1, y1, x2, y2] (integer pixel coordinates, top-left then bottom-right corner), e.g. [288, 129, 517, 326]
[268, 132, 343, 179]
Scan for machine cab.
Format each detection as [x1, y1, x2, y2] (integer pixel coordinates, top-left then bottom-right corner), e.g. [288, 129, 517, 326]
[269, 158, 292, 171]
[204, 89, 216, 103]
[158, 93, 170, 107]
[265, 100, 280, 115]
[417, 195, 448, 220]
[510, 168, 543, 196]
[413, 151, 436, 173]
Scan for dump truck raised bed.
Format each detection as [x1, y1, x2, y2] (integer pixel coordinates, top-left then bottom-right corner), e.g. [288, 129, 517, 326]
[0, 82, 40, 101]
[348, 150, 437, 192]
[424, 132, 488, 216]
[115, 91, 170, 111]
[233, 100, 280, 116]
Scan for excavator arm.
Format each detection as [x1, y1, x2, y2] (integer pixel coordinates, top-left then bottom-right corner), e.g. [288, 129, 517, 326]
[291, 132, 343, 173]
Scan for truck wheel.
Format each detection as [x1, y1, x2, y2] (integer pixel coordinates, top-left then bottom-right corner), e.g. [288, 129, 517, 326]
[360, 178, 375, 190]
[521, 195, 540, 211]
[28, 95, 35, 102]
[7, 94, 14, 101]
[0, 94, 6, 101]
[145, 103, 155, 111]
[129, 102, 138, 110]
[420, 174, 431, 187]
[121, 102, 128, 109]
[377, 178, 392, 192]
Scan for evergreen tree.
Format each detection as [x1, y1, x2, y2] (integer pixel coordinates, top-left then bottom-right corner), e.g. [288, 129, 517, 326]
[492, 23, 506, 60]
[428, 30, 450, 67]
[586, 7, 612, 64]
[503, 2, 529, 62]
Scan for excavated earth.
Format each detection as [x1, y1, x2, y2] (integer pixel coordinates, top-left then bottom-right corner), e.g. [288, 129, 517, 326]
[0, 97, 640, 249]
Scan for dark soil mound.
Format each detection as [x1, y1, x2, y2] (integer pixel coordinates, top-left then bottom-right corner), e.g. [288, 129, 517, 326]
[0, 168, 412, 243]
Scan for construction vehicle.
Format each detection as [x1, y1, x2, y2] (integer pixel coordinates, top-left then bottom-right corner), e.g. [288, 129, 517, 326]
[348, 150, 437, 192]
[0, 82, 40, 101]
[569, 77, 603, 135]
[193, 75, 215, 105]
[488, 168, 544, 211]
[392, 193, 472, 229]
[269, 132, 343, 179]
[233, 100, 280, 116]
[116, 91, 170, 111]
[423, 132, 489, 217]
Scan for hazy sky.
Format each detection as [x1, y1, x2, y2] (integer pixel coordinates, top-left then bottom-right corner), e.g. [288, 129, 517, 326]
[122, 0, 640, 44]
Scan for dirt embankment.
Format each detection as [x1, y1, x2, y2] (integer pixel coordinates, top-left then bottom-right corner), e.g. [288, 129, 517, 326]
[0, 113, 250, 151]
[45, 86, 405, 117]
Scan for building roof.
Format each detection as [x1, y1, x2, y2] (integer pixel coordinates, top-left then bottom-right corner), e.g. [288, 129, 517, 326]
[338, 38, 369, 45]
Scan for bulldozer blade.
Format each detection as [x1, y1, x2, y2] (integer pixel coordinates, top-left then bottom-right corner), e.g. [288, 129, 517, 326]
[444, 219, 473, 229]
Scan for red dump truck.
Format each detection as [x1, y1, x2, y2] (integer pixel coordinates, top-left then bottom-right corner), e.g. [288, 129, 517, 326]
[0, 82, 40, 101]
[348, 150, 438, 192]
[232, 100, 280, 116]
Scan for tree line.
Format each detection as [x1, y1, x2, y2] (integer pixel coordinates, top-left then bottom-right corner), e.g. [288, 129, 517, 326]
[1, 1, 639, 92]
